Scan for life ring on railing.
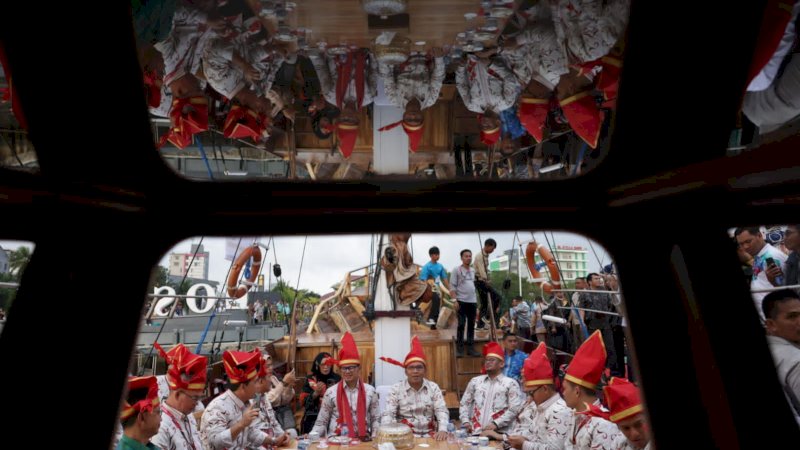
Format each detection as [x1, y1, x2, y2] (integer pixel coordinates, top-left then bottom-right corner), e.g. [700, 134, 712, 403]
[525, 241, 562, 295]
[227, 245, 262, 298]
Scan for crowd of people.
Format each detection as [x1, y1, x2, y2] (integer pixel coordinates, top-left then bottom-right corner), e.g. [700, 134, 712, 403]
[117, 330, 651, 449]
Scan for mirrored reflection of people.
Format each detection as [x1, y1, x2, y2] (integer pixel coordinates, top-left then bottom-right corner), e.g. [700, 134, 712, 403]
[117, 376, 162, 450]
[762, 289, 800, 421]
[378, 336, 450, 440]
[151, 345, 207, 450]
[311, 332, 380, 438]
[492, 343, 571, 449]
[784, 225, 800, 288]
[308, 48, 378, 158]
[604, 378, 653, 450]
[377, 47, 446, 152]
[200, 350, 274, 450]
[742, 0, 800, 134]
[735, 227, 789, 320]
[561, 331, 622, 449]
[300, 352, 341, 434]
[578, 273, 618, 375]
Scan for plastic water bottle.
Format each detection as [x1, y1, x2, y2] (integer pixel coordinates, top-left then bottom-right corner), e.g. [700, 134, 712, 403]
[447, 421, 456, 444]
[341, 424, 349, 447]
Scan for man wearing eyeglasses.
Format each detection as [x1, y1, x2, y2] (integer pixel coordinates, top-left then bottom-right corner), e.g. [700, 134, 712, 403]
[312, 332, 380, 439]
[379, 336, 450, 440]
[152, 345, 207, 450]
[485, 342, 571, 449]
[153, 344, 206, 423]
[459, 342, 524, 435]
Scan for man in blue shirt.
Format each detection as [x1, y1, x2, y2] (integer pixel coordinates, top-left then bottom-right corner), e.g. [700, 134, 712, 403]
[501, 332, 527, 383]
[419, 246, 452, 329]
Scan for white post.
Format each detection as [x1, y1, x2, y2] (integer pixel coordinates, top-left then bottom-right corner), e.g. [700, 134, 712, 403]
[373, 78, 409, 175]
[374, 235, 411, 387]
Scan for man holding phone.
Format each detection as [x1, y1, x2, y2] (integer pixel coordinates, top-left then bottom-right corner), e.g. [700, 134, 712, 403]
[735, 227, 789, 321]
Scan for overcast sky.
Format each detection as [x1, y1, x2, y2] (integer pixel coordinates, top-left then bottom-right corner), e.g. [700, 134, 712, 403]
[1, 232, 611, 295]
[152, 231, 612, 296]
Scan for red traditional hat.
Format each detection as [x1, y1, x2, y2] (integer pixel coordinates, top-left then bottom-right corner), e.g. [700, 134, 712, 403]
[518, 97, 550, 143]
[160, 96, 209, 149]
[143, 69, 163, 109]
[604, 377, 644, 423]
[747, 0, 795, 88]
[154, 343, 187, 366]
[479, 122, 501, 147]
[120, 376, 160, 421]
[378, 120, 424, 152]
[379, 336, 427, 367]
[326, 331, 361, 367]
[223, 104, 267, 141]
[223, 349, 262, 384]
[483, 341, 504, 361]
[564, 330, 607, 389]
[559, 91, 603, 149]
[337, 123, 359, 158]
[596, 55, 622, 108]
[166, 346, 208, 391]
[523, 342, 554, 387]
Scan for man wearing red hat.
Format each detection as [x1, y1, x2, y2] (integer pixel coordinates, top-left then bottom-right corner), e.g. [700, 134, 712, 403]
[379, 336, 450, 439]
[377, 48, 446, 153]
[604, 378, 652, 450]
[201, 349, 277, 450]
[459, 342, 524, 435]
[151, 345, 208, 450]
[252, 353, 293, 447]
[312, 332, 380, 439]
[485, 342, 571, 449]
[117, 376, 162, 450]
[309, 48, 377, 158]
[561, 331, 621, 450]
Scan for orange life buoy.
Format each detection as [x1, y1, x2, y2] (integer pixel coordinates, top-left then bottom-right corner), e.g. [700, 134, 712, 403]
[227, 245, 262, 298]
[525, 241, 561, 296]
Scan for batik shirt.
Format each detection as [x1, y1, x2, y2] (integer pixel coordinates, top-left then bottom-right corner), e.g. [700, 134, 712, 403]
[459, 374, 524, 433]
[151, 402, 204, 450]
[564, 401, 623, 450]
[380, 55, 445, 110]
[381, 378, 450, 435]
[311, 381, 381, 437]
[511, 394, 571, 450]
[200, 390, 267, 450]
[456, 55, 520, 114]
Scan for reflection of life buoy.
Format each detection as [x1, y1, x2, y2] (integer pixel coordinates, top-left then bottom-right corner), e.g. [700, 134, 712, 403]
[525, 241, 561, 295]
[227, 245, 262, 298]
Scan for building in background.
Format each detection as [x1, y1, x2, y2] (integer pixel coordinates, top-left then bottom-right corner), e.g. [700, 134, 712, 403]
[489, 245, 589, 281]
[168, 243, 210, 280]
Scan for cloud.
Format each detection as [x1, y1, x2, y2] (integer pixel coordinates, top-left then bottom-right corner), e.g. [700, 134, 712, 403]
[157, 231, 611, 296]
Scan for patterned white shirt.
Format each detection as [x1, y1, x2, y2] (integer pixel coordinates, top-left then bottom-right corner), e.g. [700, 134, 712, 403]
[459, 374, 524, 433]
[155, 5, 216, 86]
[512, 394, 571, 450]
[252, 392, 285, 437]
[381, 378, 450, 434]
[549, 0, 630, 64]
[309, 49, 378, 108]
[456, 55, 520, 114]
[311, 381, 381, 437]
[564, 401, 622, 450]
[156, 375, 205, 414]
[200, 390, 267, 450]
[503, 7, 568, 90]
[379, 56, 445, 110]
[152, 402, 204, 450]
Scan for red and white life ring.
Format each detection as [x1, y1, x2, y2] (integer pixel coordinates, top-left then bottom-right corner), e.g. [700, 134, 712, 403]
[227, 245, 262, 298]
[525, 241, 562, 295]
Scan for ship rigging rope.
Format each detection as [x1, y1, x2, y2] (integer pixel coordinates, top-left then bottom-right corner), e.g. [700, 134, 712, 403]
[587, 240, 605, 271]
[139, 236, 207, 376]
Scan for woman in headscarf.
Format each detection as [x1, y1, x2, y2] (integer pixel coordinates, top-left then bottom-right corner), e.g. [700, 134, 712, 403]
[300, 352, 341, 434]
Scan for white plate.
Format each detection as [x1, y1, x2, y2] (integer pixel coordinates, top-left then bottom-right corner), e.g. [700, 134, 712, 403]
[326, 46, 349, 56]
[490, 7, 514, 18]
[327, 436, 351, 444]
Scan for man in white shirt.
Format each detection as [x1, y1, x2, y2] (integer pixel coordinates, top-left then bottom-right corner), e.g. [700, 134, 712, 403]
[735, 227, 789, 320]
[459, 342, 525, 434]
[152, 345, 207, 450]
[604, 377, 652, 450]
[312, 332, 380, 438]
[762, 289, 800, 422]
[379, 336, 450, 439]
